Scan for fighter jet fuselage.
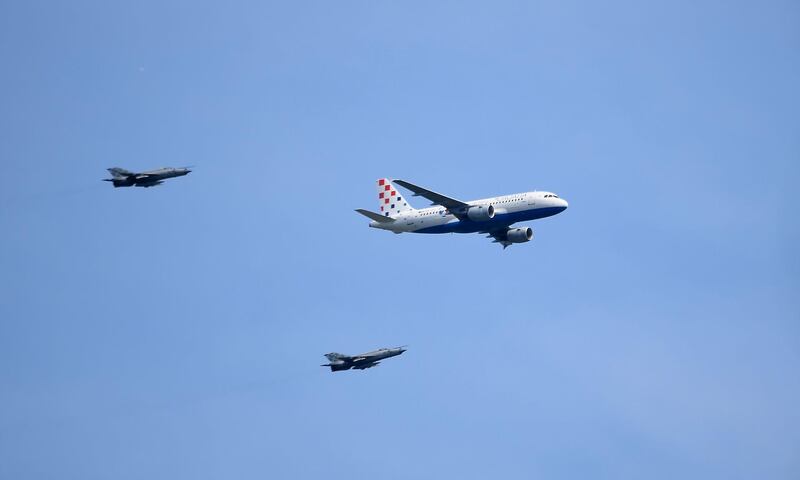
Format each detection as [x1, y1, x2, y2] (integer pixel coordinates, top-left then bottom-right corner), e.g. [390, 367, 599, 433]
[322, 346, 406, 372]
[104, 167, 191, 188]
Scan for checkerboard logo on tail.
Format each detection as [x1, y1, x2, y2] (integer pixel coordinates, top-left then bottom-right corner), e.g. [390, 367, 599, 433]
[376, 178, 414, 217]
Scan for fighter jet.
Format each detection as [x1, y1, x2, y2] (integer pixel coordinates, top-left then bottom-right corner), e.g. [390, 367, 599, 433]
[103, 167, 191, 188]
[321, 346, 407, 372]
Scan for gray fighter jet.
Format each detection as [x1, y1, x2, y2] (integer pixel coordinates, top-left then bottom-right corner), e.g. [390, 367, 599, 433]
[321, 346, 407, 372]
[103, 167, 191, 188]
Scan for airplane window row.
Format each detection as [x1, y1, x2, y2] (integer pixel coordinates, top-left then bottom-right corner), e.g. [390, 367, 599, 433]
[419, 209, 445, 216]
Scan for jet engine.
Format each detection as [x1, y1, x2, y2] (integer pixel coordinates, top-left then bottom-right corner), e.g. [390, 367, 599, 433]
[506, 227, 533, 243]
[466, 204, 495, 222]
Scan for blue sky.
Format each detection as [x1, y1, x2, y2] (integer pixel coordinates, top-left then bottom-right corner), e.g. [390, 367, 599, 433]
[1, 1, 798, 478]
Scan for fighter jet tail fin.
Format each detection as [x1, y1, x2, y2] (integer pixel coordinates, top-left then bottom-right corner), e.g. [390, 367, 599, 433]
[107, 167, 133, 178]
[374, 178, 415, 217]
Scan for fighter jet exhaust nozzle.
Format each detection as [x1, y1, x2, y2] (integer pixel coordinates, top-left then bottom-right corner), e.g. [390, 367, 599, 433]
[466, 204, 495, 222]
[506, 227, 533, 243]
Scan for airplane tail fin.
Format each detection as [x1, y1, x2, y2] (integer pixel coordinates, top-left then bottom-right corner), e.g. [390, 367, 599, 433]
[107, 167, 133, 178]
[375, 178, 414, 217]
[322, 353, 351, 371]
[325, 353, 345, 362]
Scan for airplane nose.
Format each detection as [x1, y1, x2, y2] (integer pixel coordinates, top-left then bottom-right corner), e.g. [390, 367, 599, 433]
[560, 198, 568, 209]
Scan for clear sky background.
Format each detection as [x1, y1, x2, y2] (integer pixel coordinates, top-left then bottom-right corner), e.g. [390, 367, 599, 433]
[1, 1, 798, 478]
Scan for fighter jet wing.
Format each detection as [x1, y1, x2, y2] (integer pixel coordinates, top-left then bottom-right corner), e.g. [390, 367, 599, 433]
[132, 174, 165, 187]
[135, 181, 164, 188]
[352, 361, 380, 370]
[136, 179, 163, 185]
[393, 180, 470, 210]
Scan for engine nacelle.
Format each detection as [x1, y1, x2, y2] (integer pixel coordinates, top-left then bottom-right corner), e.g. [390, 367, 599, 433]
[506, 227, 533, 243]
[466, 204, 495, 222]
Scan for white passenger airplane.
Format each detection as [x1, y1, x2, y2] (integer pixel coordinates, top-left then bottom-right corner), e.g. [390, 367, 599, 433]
[356, 179, 568, 248]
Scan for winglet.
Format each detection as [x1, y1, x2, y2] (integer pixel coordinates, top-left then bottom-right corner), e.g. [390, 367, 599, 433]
[355, 209, 396, 223]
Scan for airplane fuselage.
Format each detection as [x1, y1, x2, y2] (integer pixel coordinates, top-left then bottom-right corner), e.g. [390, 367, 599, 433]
[356, 348, 406, 362]
[369, 191, 568, 234]
[322, 347, 407, 372]
[104, 167, 191, 188]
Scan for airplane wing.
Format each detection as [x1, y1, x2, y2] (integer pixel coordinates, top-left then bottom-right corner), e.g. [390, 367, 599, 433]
[393, 180, 470, 210]
[352, 361, 380, 370]
[132, 174, 165, 187]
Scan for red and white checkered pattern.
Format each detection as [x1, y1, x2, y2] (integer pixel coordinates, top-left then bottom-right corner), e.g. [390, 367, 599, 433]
[376, 178, 414, 217]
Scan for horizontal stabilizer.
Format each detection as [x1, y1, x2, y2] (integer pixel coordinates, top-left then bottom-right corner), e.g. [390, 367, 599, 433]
[355, 209, 395, 223]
